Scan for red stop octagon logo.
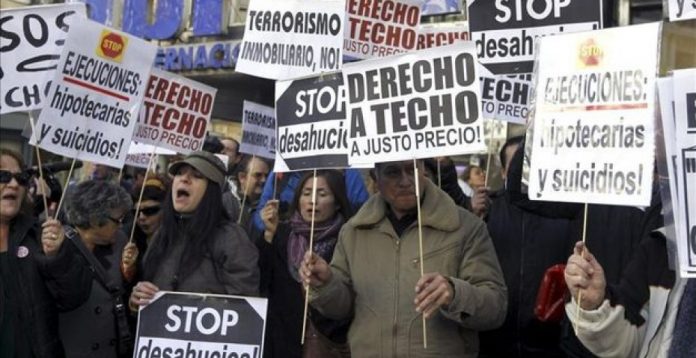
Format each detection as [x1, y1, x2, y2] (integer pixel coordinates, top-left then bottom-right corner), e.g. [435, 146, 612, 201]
[96, 30, 128, 62]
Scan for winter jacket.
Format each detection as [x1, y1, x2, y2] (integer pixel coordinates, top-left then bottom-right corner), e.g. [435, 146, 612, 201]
[38, 228, 131, 358]
[252, 169, 369, 232]
[504, 138, 664, 358]
[566, 229, 682, 358]
[479, 191, 574, 358]
[147, 219, 260, 296]
[0, 213, 65, 358]
[309, 179, 507, 357]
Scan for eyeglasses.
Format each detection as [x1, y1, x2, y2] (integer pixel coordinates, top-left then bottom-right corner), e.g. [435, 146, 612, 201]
[135, 206, 161, 217]
[0, 170, 31, 186]
[108, 215, 126, 225]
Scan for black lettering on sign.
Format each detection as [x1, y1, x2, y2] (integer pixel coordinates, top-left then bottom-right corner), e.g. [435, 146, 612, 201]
[0, 9, 78, 83]
[686, 92, 696, 132]
[686, 157, 696, 174]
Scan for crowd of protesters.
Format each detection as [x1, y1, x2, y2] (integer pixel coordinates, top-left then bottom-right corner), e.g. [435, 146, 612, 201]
[0, 133, 693, 358]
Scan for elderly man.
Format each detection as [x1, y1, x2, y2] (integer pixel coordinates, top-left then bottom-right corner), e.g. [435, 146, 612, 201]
[300, 160, 507, 357]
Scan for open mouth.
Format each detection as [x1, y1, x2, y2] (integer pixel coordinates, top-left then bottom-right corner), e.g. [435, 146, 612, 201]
[176, 189, 190, 199]
[1, 193, 17, 201]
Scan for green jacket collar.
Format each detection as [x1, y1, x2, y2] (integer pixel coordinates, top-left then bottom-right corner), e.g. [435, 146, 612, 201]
[351, 179, 461, 232]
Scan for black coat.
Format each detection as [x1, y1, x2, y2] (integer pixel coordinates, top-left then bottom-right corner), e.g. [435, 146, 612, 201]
[256, 222, 350, 358]
[1, 213, 65, 358]
[504, 138, 664, 358]
[480, 191, 574, 358]
[37, 228, 131, 358]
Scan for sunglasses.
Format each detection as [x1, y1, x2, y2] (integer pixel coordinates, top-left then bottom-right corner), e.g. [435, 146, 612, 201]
[135, 206, 161, 217]
[0, 170, 31, 186]
[108, 215, 126, 225]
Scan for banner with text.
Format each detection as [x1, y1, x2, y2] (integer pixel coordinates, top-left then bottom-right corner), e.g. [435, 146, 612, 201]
[30, 20, 157, 168]
[417, 21, 469, 49]
[344, 42, 485, 165]
[467, 0, 602, 75]
[135, 291, 267, 358]
[672, 69, 696, 277]
[480, 66, 531, 124]
[668, 0, 696, 22]
[527, 23, 660, 207]
[240, 100, 276, 160]
[125, 142, 176, 169]
[344, 0, 422, 59]
[0, 3, 86, 114]
[236, 0, 344, 80]
[275, 73, 349, 171]
[133, 68, 216, 154]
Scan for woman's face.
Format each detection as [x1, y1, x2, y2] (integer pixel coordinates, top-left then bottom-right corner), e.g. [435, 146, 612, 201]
[136, 199, 162, 236]
[0, 154, 27, 222]
[172, 165, 208, 213]
[299, 176, 337, 224]
[467, 166, 486, 188]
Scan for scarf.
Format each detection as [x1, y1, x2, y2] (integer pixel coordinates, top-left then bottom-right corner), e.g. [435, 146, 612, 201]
[287, 211, 344, 283]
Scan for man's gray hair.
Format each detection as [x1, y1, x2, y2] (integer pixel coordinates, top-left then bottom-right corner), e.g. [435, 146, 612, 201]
[65, 180, 133, 229]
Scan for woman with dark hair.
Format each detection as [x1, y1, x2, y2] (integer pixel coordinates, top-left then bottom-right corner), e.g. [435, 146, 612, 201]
[259, 170, 353, 358]
[122, 175, 169, 282]
[0, 148, 65, 358]
[39, 179, 134, 358]
[129, 151, 259, 310]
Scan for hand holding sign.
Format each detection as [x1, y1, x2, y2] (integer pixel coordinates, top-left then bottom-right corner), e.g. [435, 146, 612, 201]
[130, 281, 160, 312]
[261, 200, 279, 243]
[414, 273, 454, 319]
[564, 241, 605, 310]
[300, 251, 332, 287]
[41, 218, 65, 257]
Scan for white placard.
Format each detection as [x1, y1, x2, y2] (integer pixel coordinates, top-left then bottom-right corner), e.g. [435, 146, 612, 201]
[235, 0, 344, 80]
[0, 3, 86, 114]
[344, 0, 422, 59]
[417, 21, 470, 49]
[672, 69, 696, 277]
[30, 20, 157, 169]
[479, 65, 531, 124]
[240, 100, 276, 160]
[527, 23, 661, 207]
[344, 42, 485, 165]
[668, 0, 696, 22]
[132, 68, 216, 154]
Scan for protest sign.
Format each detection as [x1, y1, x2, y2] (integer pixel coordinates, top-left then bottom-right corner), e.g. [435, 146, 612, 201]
[672, 69, 696, 277]
[135, 291, 267, 358]
[668, 0, 696, 22]
[657, 78, 681, 263]
[275, 73, 349, 171]
[125, 142, 175, 169]
[29, 20, 157, 169]
[421, 0, 461, 16]
[527, 23, 660, 207]
[344, 0, 422, 59]
[467, 0, 602, 75]
[236, 0, 344, 80]
[0, 3, 86, 114]
[479, 66, 531, 124]
[132, 68, 216, 154]
[343, 42, 485, 165]
[240, 100, 276, 160]
[417, 21, 469, 49]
